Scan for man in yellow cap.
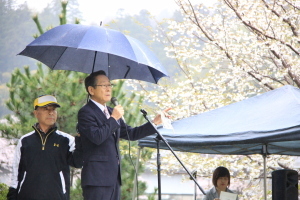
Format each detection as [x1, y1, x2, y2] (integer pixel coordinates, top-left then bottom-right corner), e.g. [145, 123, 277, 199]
[7, 95, 83, 200]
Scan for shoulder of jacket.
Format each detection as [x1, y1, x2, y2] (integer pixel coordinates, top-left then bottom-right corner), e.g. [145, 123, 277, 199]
[79, 101, 94, 111]
[17, 131, 35, 147]
[56, 130, 74, 140]
[20, 131, 35, 140]
[206, 187, 216, 194]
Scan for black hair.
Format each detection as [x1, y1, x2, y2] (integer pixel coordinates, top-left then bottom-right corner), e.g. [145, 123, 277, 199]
[84, 70, 107, 96]
[212, 166, 231, 187]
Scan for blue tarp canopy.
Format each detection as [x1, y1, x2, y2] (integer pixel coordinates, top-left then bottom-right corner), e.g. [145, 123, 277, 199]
[138, 85, 300, 156]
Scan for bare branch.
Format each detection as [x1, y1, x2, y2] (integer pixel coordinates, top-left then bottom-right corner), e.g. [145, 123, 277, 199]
[261, 0, 298, 36]
[223, 0, 300, 56]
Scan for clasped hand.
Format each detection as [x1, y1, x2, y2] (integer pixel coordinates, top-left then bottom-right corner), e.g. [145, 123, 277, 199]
[111, 105, 124, 120]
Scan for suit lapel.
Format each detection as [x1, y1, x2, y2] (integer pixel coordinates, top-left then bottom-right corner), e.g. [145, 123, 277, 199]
[87, 100, 107, 120]
[87, 101, 120, 140]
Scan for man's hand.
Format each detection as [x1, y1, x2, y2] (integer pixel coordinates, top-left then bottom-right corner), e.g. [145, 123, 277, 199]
[111, 105, 124, 120]
[152, 108, 172, 125]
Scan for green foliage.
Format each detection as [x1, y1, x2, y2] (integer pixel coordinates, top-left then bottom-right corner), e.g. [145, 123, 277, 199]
[1, 64, 87, 138]
[109, 81, 145, 126]
[120, 144, 153, 200]
[0, 183, 8, 200]
[70, 179, 83, 200]
[0, 0, 82, 116]
[32, 14, 44, 37]
[1, 0, 87, 138]
[1, 1, 155, 199]
[2, 59, 152, 199]
[1, 64, 145, 137]
[59, 1, 68, 25]
[109, 83, 153, 199]
[147, 188, 158, 200]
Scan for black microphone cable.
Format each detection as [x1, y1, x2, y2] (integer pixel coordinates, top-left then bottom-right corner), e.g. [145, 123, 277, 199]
[111, 97, 140, 199]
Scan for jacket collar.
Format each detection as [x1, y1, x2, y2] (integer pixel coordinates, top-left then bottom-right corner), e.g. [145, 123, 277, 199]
[88, 99, 110, 119]
[32, 123, 57, 135]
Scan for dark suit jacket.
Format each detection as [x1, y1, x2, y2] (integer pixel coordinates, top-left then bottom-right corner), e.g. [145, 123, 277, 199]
[77, 100, 155, 187]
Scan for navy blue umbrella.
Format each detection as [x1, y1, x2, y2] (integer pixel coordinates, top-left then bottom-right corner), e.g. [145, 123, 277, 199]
[18, 24, 168, 84]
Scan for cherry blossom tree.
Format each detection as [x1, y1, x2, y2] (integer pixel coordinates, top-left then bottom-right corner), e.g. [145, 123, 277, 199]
[126, 0, 300, 199]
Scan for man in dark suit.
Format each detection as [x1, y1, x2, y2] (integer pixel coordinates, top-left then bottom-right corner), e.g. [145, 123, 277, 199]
[77, 70, 168, 200]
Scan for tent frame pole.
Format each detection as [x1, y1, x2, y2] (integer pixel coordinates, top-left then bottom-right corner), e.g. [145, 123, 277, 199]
[262, 145, 267, 200]
[132, 147, 142, 200]
[189, 170, 197, 200]
[140, 109, 206, 199]
[155, 136, 162, 200]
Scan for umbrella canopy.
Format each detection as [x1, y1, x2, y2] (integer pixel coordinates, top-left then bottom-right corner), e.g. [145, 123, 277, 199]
[18, 24, 168, 84]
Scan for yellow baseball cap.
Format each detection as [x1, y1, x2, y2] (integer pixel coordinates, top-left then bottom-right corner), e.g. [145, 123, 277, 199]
[33, 95, 60, 109]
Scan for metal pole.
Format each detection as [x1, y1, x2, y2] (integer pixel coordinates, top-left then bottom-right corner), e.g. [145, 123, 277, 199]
[140, 109, 206, 197]
[190, 170, 197, 200]
[262, 145, 267, 200]
[132, 147, 142, 200]
[194, 171, 197, 200]
[194, 181, 196, 200]
[263, 154, 267, 200]
[155, 136, 162, 200]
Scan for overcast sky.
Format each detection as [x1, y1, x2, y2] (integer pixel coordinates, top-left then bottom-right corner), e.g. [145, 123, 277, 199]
[15, 0, 181, 25]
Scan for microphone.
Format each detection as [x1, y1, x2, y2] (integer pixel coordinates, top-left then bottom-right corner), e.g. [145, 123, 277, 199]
[111, 97, 126, 123]
[111, 97, 119, 106]
[140, 109, 147, 116]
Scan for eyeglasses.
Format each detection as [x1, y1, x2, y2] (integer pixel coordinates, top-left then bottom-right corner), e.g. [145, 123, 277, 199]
[94, 84, 114, 89]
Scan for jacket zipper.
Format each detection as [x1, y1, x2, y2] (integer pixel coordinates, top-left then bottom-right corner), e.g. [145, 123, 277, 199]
[36, 128, 55, 150]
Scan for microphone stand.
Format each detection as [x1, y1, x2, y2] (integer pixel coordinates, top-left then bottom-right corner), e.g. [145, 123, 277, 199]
[190, 170, 197, 200]
[140, 109, 206, 200]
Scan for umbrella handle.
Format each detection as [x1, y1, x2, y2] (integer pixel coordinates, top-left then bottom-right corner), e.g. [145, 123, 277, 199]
[124, 65, 131, 79]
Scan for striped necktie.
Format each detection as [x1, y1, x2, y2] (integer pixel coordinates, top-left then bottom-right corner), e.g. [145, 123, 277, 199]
[104, 107, 116, 136]
[103, 107, 110, 119]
